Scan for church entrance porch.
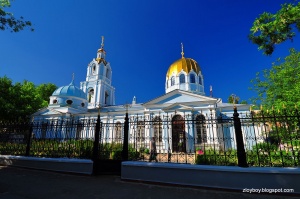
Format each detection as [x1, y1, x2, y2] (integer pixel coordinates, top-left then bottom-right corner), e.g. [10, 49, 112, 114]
[171, 115, 186, 153]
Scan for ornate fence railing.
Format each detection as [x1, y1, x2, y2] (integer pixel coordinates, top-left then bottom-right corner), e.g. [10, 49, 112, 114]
[0, 107, 299, 167]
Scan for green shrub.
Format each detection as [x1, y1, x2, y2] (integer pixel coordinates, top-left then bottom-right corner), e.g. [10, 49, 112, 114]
[253, 142, 278, 152]
[195, 149, 238, 166]
[0, 142, 27, 155]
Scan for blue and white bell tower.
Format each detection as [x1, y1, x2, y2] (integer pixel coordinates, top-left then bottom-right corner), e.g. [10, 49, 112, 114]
[80, 36, 115, 108]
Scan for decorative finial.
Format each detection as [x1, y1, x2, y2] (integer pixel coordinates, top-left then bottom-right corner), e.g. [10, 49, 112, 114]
[69, 73, 75, 85]
[132, 96, 136, 105]
[101, 36, 104, 48]
[181, 42, 184, 58]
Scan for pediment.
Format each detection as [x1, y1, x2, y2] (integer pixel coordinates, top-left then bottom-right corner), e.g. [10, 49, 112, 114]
[32, 108, 62, 117]
[33, 107, 88, 117]
[144, 90, 217, 107]
[162, 103, 195, 112]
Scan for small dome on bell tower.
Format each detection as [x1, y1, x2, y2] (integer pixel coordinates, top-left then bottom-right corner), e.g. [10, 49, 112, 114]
[96, 36, 107, 65]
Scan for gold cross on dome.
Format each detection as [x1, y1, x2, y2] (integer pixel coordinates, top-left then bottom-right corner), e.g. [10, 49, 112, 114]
[181, 42, 184, 58]
[101, 36, 104, 48]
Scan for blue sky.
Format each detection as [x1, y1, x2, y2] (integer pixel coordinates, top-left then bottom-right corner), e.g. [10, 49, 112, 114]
[1, 0, 299, 105]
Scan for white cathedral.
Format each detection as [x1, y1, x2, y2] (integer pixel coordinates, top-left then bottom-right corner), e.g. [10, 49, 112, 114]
[33, 37, 253, 153]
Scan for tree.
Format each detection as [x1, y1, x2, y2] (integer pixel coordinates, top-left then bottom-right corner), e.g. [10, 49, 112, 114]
[0, 0, 33, 32]
[250, 48, 300, 110]
[240, 100, 248, 105]
[249, 2, 300, 55]
[0, 76, 15, 120]
[227, 95, 240, 104]
[0, 76, 57, 121]
[36, 83, 57, 107]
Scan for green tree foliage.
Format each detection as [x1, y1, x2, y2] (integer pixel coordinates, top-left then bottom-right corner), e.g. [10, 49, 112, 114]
[249, 2, 300, 55]
[0, 0, 33, 32]
[240, 100, 248, 105]
[0, 76, 57, 121]
[228, 95, 239, 104]
[36, 83, 58, 107]
[0, 76, 14, 120]
[250, 48, 300, 110]
[227, 96, 247, 104]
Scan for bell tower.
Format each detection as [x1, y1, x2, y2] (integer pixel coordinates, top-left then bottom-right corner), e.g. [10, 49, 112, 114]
[80, 36, 115, 108]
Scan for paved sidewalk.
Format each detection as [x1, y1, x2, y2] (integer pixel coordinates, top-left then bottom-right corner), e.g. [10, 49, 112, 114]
[0, 166, 298, 199]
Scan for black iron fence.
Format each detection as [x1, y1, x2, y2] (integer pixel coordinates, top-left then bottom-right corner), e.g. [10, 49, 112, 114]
[0, 107, 300, 167]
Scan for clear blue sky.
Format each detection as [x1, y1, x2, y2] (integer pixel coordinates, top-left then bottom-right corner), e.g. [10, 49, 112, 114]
[1, 0, 299, 105]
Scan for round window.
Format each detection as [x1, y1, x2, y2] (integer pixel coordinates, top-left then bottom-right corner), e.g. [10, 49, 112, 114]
[66, 100, 73, 105]
[53, 99, 57, 104]
[81, 102, 85, 107]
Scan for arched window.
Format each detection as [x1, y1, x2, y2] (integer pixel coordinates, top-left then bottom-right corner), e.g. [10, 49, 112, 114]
[92, 64, 96, 74]
[76, 121, 83, 139]
[41, 121, 48, 139]
[153, 116, 162, 143]
[115, 122, 122, 142]
[64, 120, 73, 139]
[179, 74, 185, 84]
[106, 68, 110, 78]
[172, 115, 186, 152]
[199, 76, 202, 85]
[171, 76, 175, 86]
[190, 74, 195, 83]
[105, 91, 109, 105]
[137, 121, 145, 148]
[88, 88, 94, 103]
[196, 114, 207, 144]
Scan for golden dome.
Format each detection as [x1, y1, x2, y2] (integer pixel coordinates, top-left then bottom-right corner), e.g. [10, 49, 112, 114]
[166, 57, 201, 79]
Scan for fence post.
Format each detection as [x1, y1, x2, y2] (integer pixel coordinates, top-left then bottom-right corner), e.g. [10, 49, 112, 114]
[122, 112, 129, 161]
[25, 122, 33, 156]
[92, 113, 101, 174]
[233, 106, 248, 167]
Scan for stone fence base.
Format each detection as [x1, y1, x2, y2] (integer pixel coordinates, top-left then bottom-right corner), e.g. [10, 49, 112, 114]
[0, 155, 93, 175]
[121, 161, 300, 194]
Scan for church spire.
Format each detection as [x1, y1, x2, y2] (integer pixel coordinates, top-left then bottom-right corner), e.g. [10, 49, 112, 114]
[69, 73, 75, 85]
[181, 42, 184, 58]
[98, 36, 105, 52]
[101, 36, 104, 48]
[96, 36, 107, 64]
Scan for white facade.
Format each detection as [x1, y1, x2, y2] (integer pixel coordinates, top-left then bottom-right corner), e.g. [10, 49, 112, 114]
[33, 40, 255, 152]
